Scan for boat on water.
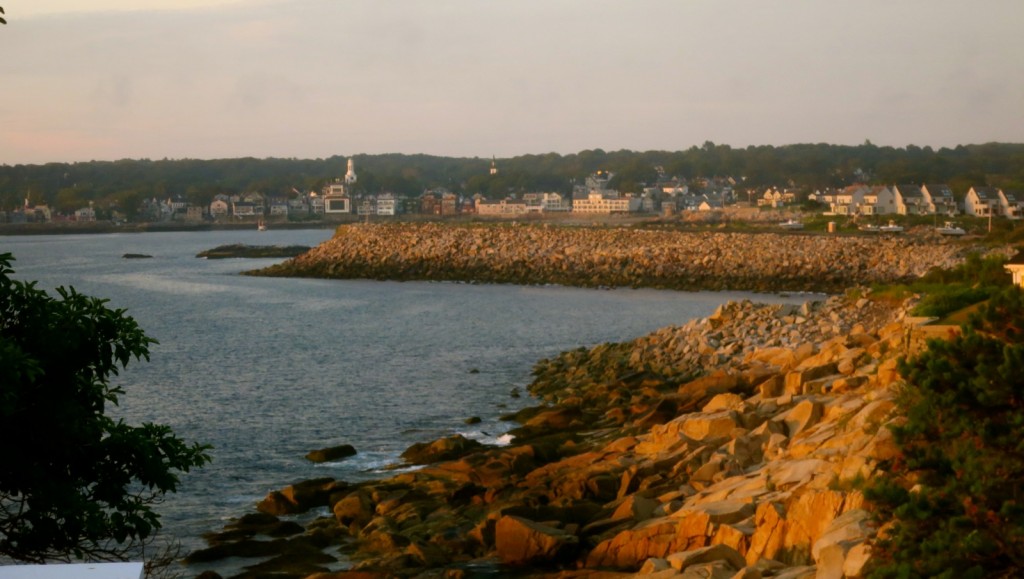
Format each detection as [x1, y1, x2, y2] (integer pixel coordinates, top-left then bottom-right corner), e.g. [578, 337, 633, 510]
[936, 221, 965, 236]
[879, 220, 904, 233]
[779, 219, 804, 230]
[858, 224, 880, 233]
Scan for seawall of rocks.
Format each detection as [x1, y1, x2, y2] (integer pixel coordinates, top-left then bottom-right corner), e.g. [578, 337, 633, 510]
[189, 290, 927, 578]
[246, 223, 966, 293]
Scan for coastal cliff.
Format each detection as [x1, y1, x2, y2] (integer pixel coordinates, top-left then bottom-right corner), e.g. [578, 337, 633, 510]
[245, 222, 966, 293]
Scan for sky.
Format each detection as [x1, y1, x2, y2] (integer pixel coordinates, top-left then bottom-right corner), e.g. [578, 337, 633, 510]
[1, 0, 1022, 165]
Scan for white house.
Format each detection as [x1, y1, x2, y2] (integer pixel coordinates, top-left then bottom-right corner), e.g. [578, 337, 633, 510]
[1004, 251, 1024, 288]
[74, 205, 96, 222]
[522, 192, 571, 212]
[861, 186, 896, 216]
[374, 194, 398, 216]
[894, 184, 930, 215]
[832, 185, 866, 216]
[998, 189, 1024, 220]
[965, 186, 1000, 218]
[572, 191, 641, 214]
[922, 184, 958, 216]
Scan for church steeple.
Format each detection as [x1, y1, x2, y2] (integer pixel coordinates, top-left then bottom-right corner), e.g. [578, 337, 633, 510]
[489, 156, 497, 176]
[345, 158, 357, 185]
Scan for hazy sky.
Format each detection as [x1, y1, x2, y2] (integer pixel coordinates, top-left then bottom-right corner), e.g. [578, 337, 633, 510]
[2, 0, 1022, 165]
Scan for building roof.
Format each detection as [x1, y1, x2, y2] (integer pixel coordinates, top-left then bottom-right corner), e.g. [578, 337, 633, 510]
[895, 184, 924, 198]
[924, 184, 954, 198]
[1002, 189, 1023, 203]
[971, 186, 999, 201]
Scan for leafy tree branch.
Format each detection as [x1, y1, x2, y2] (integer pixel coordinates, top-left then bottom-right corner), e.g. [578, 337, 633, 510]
[0, 253, 211, 563]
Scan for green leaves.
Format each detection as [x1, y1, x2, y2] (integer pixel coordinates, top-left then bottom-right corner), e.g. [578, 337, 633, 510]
[0, 252, 210, 563]
[866, 286, 1024, 578]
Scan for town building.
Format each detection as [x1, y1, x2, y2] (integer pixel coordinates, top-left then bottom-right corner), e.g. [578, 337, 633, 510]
[476, 197, 528, 216]
[522, 192, 571, 212]
[323, 158, 356, 214]
[210, 196, 230, 219]
[922, 184, 958, 216]
[894, 184, 930, 215]
[965, 186, 1000, 218]
[376, 193, 399, 216]
[998, 189, 1024, 220]
[860, 186, 896, 215]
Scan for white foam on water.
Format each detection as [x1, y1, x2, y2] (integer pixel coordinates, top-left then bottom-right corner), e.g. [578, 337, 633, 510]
[457, 425, 516, 447]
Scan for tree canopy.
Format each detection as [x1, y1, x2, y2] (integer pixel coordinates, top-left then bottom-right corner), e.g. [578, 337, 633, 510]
[3, 143, 1024, 212]
[0, 253, 210, 562]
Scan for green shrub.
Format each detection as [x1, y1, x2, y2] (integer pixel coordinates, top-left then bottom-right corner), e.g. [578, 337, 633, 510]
[864, 285, 1024, 578]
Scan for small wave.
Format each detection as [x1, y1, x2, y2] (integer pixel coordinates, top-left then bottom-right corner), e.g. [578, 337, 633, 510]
[309, 450, 406, 474]
[458, 427, 515, 447]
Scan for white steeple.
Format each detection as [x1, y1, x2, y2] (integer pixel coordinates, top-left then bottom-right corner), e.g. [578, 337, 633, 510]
[345, 158, 357, 185]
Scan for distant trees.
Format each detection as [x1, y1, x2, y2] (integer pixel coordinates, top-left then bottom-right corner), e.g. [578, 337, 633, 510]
[3, 144, 1024, 211]
[0, 253, 210, 562]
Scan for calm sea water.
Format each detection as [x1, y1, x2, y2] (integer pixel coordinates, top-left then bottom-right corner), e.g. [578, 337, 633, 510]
[2, 228, 807, 569]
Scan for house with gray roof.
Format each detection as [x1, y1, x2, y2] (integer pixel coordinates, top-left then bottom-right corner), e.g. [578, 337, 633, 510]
[922, 184, 958, 216]
[965, 186, 1000, 218]
[998, 189, 1024, 220]
[893, 184, 929, 215]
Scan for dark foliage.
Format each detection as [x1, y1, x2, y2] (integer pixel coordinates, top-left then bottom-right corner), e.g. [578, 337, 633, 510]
[3, 143, 1024, 212]
[0, 253, 210, 562]
[905, 253, 1012, 319]
[865, 285, 1024, 578]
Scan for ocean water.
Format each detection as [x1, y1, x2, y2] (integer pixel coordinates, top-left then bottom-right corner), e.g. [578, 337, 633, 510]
[2, 228, 809, 571]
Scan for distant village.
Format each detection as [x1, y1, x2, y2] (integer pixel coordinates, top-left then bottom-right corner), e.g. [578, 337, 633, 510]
[5, 157, 1022, 225]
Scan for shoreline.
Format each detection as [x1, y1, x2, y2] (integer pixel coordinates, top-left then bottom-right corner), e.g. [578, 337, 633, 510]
[187, 292, 922, 578]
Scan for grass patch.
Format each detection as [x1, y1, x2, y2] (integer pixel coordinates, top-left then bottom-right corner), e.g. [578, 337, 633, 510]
[867, 251, 1017, 320]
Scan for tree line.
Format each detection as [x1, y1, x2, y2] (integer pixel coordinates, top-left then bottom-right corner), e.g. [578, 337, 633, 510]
[3, 143, 1024, 215]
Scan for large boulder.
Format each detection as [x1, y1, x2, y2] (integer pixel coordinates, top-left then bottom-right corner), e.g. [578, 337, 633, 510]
[306, 444, 357, 463]
[811, 509, 874, 579]
[586, 512, 713, 569]
[666, 544, 747, 572]
[257, 477, 346, 516]
[333, 490, 376, 527]
[494, 515, 579, 566]
[400, 434, 484, 465]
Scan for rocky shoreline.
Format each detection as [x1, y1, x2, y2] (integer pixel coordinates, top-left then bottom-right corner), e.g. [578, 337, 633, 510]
[187, 223, 979, 578]
[187, 290, 935, 578]
[246, 222, 966, 293]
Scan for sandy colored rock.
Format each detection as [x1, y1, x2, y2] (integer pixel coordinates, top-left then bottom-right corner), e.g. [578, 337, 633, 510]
[495, 515, 579, 566]
[777, 400, 823, 438]
[666, 544, 747, 572]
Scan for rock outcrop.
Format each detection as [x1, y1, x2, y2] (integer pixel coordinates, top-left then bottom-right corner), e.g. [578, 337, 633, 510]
[197, 244, 312, 259]
[192, 288, 932, 578]
[247, 223, 965, 293]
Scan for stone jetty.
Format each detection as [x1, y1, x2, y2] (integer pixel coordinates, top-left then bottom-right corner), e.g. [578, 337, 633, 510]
[245, 222, 965, 293]
[190, 288, 935, 578]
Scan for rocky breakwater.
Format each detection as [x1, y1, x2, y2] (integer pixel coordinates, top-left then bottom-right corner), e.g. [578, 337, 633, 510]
[190, 291, 917, 578]
[246, 223, 965, 293]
